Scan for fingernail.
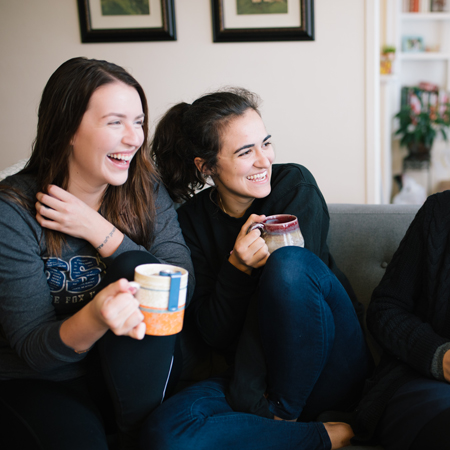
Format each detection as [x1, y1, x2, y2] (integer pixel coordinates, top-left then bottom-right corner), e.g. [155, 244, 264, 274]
[128, 281, 140, 294]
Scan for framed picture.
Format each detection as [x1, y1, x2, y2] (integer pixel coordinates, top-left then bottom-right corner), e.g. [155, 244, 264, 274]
[402, 36, 425, 53]
[211, 0, 314, 43]
[77, 0, 176, 43]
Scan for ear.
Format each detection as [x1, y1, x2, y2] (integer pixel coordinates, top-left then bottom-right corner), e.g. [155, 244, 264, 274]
[194, 157, 211, 176]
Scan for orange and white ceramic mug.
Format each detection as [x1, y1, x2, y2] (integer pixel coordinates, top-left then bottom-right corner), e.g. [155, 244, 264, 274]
[130, 264, 188, 336]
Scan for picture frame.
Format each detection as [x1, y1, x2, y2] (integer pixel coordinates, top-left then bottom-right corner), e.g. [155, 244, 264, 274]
[402, 36, 425, 53]
[211, 0, 314, 43]
[77, 0, 176, 43]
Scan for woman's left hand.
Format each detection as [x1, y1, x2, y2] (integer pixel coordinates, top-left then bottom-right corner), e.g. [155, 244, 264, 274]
[229, 214, 269, 274]
[35, 185, 124, 256]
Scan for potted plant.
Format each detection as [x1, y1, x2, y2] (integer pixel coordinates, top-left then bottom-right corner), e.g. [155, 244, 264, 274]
[395, 86, 450, 165]
[380, 45, 396, 75]
[382, 45, 396, 59]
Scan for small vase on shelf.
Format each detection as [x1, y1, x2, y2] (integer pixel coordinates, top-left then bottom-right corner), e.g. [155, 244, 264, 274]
[403, 142, 431, 170]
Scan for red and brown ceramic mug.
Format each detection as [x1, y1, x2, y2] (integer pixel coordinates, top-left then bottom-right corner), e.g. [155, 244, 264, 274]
[247, 214, 305, 254]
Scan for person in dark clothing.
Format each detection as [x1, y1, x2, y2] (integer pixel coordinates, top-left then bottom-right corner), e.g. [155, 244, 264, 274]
[144, 88, 371, 450]
[0, 57, 194, 450]
[351, 191, 450, 449]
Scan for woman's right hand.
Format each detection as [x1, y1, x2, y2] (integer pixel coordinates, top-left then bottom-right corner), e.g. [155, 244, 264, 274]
[89, 279, 146, 339]
[60, 279, 146, 353]
[228, 214, 269, 275]
[92, 278, 145, 339]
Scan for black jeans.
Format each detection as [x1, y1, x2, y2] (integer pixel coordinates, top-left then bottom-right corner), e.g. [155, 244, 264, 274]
[0, 251, 180, 450]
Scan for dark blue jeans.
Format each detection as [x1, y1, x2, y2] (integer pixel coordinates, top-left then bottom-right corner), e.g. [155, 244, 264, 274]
[260, 247, 370, 420]
[378, 376, 450, 450]
[141, 247, 370, 450]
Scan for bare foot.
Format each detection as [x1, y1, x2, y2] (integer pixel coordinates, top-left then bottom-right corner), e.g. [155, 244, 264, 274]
[323, 422, 354, 449]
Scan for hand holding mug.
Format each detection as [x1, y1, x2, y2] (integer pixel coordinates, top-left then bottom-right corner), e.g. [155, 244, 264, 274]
[247, 214, 304, 254]
[229, 214, 270, 274]
[90, 279, 146, 340]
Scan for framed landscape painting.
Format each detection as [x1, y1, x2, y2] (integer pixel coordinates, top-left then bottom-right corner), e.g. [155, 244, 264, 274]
[211, 0, 314, 42]
[77, 0, 176, 43]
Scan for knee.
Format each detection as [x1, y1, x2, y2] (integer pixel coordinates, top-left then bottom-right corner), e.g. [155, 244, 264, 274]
[266, 246, 320, 275]
[140, 408, 185, 450]
[140, 405, 210, 450]
[140, 379, 229, 450]
[106, 251, 159, 283]
[112, 250, 159, 272]
[263, 247, 323, 290]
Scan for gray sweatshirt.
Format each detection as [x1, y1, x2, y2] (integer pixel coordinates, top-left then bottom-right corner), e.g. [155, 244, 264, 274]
[0, 173, 194, 381]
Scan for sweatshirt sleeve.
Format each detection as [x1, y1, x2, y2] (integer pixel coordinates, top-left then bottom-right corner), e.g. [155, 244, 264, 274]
[0, 196, 86, 374]
[149, 183, 195, 303]
[367, 195, 449, 378]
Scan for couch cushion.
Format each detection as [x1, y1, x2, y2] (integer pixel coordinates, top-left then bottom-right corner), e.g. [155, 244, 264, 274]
[328, 203, 419, 363]
[328, 203, 419, 310]
[327, 204, 419, 450]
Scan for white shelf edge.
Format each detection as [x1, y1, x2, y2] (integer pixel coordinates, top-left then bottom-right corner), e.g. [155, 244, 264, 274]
[380, 74, 398, 83]
[399, 52, 450, 60]
[401, 13, 450, 20]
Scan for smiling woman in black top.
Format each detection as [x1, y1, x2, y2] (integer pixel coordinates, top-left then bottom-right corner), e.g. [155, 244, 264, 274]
[145, 88, 372, 450]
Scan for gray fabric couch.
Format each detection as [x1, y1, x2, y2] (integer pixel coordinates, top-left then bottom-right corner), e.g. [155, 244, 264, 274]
[328, 203, 420, 450]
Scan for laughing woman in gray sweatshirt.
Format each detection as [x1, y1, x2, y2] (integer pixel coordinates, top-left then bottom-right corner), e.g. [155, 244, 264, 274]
[0, 57, 193, 450]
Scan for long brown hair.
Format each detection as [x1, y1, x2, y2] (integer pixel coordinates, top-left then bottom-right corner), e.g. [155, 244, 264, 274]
[2, 57, 158, 255]
[151, 88, 261, 203]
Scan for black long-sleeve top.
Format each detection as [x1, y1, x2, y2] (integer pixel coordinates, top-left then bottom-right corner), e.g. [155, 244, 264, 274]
[177, 163, 362, 416]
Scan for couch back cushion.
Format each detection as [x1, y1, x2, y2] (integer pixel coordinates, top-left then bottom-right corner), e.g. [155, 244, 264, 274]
[328, 203, 419, 310]
[328, 203, 419, 361]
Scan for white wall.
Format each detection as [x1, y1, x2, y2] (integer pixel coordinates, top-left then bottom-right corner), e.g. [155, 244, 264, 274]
[0, 0, 370, 203]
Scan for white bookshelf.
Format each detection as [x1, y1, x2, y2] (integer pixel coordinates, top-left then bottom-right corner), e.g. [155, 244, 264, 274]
[380, 0, 450, 200]
[397, 8, 450, 88]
